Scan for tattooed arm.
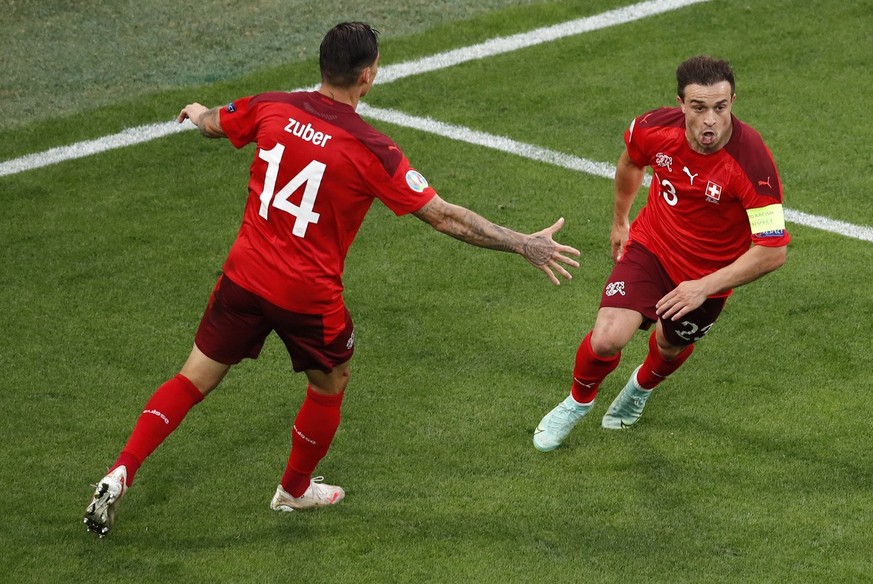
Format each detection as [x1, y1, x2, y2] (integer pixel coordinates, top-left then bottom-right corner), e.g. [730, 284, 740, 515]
[412, 194, 580, 285]
[177, 103, 226, 138]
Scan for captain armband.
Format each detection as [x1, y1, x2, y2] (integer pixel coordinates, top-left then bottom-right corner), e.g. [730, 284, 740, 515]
[746, 204, 786, 237]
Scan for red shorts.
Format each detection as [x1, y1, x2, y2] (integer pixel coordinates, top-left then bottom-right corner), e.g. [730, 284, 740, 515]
[600, 242, 726, 346]
[194, 275, 355, 372]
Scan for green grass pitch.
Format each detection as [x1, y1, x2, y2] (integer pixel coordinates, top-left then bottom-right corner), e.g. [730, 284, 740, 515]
[2, 1, 872, 582]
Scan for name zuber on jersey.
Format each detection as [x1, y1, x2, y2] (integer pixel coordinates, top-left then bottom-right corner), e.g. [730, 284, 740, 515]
[284, 118, 332, 148]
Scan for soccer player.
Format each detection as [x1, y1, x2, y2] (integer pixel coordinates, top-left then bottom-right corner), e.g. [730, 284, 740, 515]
[533, 55, 789, 451]
[84, 22, 581, 536]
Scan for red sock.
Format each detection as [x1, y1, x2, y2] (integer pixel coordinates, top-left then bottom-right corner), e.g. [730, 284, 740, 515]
[636, 331, 695, 390]
[110, 374, 204, 486]
[570, 331, 621, 404]
[281, 386, 344, 497]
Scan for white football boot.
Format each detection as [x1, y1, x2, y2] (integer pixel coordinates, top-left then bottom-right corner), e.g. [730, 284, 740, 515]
[270, 477, 345, 512]
[84, 465, 128, 537]
[602, 366, 652, 429]
[533, 395, 594, 451]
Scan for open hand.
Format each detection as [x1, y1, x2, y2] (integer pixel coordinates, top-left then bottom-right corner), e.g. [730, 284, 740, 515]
[523, 217, 581, 285]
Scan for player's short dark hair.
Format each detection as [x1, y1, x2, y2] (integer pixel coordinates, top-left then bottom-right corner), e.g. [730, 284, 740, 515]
[676, 55, 735, 100]
[319, 22, 380, 88]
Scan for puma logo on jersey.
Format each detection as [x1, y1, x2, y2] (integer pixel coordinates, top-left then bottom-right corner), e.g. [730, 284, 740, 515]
[682, 166, 698, 185]
[284, 118, 333, 147]
[757, 176, 773, 188]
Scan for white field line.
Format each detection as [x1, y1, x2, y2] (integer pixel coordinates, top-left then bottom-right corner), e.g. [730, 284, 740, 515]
[0, 122, 191, 178]
[2, 0, 870, 243]
[0, 0, 704, 178]
[780, 209, 873, 243]
[374, 0, 712, 83]
[359, 105, 873, 242]
[359, 103, 618, 181]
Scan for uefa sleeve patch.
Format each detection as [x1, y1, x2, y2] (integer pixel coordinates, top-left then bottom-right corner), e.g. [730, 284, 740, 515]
[747, 204, 786, 235]
[405, 170, 429, 193]
[226, 102, 237, 113]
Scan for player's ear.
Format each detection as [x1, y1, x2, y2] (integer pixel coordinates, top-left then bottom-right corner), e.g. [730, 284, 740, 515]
[362, 54, 379, 86]
[359, 67, 372, 89]
[365, 65, 378, 85]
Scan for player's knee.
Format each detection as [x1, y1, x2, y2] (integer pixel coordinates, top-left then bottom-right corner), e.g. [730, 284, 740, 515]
[660, 347, 686, 361]
[589, 331, 624, 357]
[336, 369, 351, 393]
[310, 383, 345, 396]
[657, 339, 693, 361]
[307, 364, 350, 395]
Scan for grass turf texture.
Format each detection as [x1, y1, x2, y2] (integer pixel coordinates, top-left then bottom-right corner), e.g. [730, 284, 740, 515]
[2, 0, 873, 582]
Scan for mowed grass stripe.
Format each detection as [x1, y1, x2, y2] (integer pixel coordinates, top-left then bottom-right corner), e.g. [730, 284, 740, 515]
[0, 0, 706, 178]
[4, 0, 870, 244]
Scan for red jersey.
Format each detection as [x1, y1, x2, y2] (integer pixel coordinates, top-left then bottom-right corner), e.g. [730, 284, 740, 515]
[218, 91, 436, 312]
[624, 107, 790, 293]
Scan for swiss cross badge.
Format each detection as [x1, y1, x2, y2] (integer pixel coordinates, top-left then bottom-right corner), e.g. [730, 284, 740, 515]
[705, 181, 723, 204]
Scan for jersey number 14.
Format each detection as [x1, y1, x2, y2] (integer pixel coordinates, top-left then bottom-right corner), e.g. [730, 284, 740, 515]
[257, 143, 324, 238]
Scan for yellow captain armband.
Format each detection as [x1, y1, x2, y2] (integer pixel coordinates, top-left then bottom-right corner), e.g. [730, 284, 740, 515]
[746, 204, 786, 235]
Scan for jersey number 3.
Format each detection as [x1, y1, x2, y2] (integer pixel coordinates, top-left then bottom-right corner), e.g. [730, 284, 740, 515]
[660, 178, 679, 207]
[257, 143, 324, 238]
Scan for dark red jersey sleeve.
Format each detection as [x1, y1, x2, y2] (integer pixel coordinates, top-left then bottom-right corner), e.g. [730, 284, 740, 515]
[219, 96, 259, 149]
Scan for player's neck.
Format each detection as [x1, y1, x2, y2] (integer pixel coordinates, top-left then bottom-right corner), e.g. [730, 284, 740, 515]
[317, 85, 361, 110]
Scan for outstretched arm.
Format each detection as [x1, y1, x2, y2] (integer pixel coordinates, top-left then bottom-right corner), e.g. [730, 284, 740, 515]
[177, 103, 226, 138]
[412, 194, 581, 285]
